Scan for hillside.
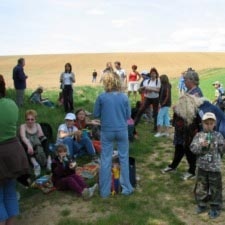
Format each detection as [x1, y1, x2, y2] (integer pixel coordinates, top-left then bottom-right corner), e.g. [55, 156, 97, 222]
[1, 52, 225, 89]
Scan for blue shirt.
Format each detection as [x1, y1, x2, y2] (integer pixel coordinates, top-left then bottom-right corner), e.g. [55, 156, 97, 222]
[94, 91, 131, 132]
[12, 64, 27, 89]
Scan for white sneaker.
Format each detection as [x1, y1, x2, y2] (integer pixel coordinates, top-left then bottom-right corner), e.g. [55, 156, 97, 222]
[82, 183, 98, 199]
[82, 188, 89, 199]
[34, 165, 41, 177]
[88, 183, 99, 197]
[161, 166, 176, 174]
[183, 172, 195, 180]
[162, 133, 170, 137]
[154, 132, 163, 137]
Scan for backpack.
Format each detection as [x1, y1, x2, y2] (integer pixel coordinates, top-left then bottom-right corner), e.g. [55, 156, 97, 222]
[40, 122, 53, 142]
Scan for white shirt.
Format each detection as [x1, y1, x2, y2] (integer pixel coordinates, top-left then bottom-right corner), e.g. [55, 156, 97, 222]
[115, 69, 126, 82]
[61, 72, 75, 85]
[56, 123, 78, 143]
[143, 79, 161, 98]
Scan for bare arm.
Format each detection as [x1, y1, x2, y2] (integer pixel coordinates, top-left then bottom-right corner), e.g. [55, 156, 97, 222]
[20, 124, 34, 154]
[37, 123, 45, 137]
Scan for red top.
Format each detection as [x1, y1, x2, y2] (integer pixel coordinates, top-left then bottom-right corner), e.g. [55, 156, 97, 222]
[74, 120, 86, 130]
[129, 72, 138, 81]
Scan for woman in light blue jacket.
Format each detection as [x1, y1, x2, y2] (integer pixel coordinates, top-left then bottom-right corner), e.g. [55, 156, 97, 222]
[94, 71, 134, 198]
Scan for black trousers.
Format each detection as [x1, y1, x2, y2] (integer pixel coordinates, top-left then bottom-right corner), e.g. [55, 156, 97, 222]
[63, 85, 74, 113]
[134, 97, 159, 130]
[169, 144, 196, 175]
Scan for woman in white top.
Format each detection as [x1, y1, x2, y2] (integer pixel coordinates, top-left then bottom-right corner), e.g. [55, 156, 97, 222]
[60, 63, 75, 113]
[134, 67, 161, 131]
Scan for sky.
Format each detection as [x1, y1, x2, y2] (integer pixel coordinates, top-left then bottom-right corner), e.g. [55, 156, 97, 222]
[1, 0, 225, 56]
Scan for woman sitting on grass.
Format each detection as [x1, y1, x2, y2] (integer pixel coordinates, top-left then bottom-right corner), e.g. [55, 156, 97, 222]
[74, 108, 100, 130]
[20, 109, 52, 177]
[30, 86, 54, 108]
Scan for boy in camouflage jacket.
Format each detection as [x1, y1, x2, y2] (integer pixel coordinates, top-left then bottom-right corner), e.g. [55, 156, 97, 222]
[190, 112, 225, 219]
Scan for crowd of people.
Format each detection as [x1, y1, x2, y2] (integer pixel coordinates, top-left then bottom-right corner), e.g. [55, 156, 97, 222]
[1, 58, 225, 224]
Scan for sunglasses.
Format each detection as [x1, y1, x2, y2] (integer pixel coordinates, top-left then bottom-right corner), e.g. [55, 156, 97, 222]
[26, 118, 35, 121]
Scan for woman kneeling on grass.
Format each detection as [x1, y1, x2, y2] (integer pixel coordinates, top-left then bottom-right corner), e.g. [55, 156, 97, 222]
[94, 71, 134, 198]
[51, 144, 98, 199]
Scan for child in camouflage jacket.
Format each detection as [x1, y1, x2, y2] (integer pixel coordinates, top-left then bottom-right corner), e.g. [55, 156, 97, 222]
[190, 112, 225, 219]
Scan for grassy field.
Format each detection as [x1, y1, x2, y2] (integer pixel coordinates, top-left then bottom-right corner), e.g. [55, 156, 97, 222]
[1, 51, 224, 225]
[1, 52, 225, 90]
[10, 66, 225, 225]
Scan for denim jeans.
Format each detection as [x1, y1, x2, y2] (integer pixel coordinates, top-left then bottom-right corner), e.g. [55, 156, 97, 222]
[157, 106, 170, 126]
[0, 179, 19, 222]
[62, 136, 95, 158]
[99, 130, 133, 198]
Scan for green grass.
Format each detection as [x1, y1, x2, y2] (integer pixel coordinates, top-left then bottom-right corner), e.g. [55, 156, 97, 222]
[14, 68, 225, 225]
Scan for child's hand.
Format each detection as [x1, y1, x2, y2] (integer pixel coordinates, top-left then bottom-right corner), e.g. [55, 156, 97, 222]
[74, 130, 82, 141]
[69, 161, 77, 169]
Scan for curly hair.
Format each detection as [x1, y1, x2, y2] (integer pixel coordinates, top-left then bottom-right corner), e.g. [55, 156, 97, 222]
[0, 74, 6, 97]
[174, 94, 204, 125]
[103, 71, 122, 92]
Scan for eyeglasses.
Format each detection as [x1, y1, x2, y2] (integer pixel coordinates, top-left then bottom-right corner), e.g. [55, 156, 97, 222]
[26, 118, 35, 121]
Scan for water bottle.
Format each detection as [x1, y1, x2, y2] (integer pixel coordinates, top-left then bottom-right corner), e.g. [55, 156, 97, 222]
[206, 132, 212, 145]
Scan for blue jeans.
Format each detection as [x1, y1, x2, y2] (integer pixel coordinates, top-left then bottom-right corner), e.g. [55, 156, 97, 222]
[99, 130, 133, 198]
[62, 136, 96, 158]
[0, 179, 19, 222]
[157, 106, 170, 126]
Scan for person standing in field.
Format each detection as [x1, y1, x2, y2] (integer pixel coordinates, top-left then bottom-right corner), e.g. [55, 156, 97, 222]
[92, 69, 97, 83]
[60, 63, 75, 113]
[0, 74, 29, 225]
[99, 62, 114, 83]
[94, 71, 134, 198]
[134, 67, 161, 132]
[12, 57, 28, 107]
[154, 74, 172, 137]
[178, 72, 186, 96]
[127, 65, 141, 100]
[212, 81, 225, 111]
[190, 112, 225, 219]
[161, 69, 204, 179]
[114, 61, 127, 91]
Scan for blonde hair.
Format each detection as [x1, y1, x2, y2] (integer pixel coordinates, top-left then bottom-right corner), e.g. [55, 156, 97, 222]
[25, 109, 37, 119]
[103, 71, 122, 92]
[174, 94, 204, 125]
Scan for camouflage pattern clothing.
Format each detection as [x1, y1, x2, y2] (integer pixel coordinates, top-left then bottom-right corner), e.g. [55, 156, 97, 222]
[190, 131, 225, 210]
[190, 131, 225, 172]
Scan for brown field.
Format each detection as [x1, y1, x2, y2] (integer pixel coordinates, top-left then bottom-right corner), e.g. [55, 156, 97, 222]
[1, 52, 225, 90]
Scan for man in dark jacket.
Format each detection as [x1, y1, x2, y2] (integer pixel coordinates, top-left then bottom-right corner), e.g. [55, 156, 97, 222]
[12, 58, 28, 107]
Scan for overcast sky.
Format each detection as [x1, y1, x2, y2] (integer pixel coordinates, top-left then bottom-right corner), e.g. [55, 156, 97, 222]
[1, 0, 225, 56]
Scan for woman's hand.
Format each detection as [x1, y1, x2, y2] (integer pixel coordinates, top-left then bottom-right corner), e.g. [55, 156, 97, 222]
[27, 145, 34, 155]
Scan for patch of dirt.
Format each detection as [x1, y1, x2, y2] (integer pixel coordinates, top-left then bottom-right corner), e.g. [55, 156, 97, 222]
[17, 193, 110, 225]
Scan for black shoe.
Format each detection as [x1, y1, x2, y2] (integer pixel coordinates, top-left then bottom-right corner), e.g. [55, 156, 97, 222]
[196, 206, 207, 214]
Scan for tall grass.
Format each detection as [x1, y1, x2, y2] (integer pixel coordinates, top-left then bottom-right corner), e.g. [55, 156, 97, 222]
[15, 68, 225, 225]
